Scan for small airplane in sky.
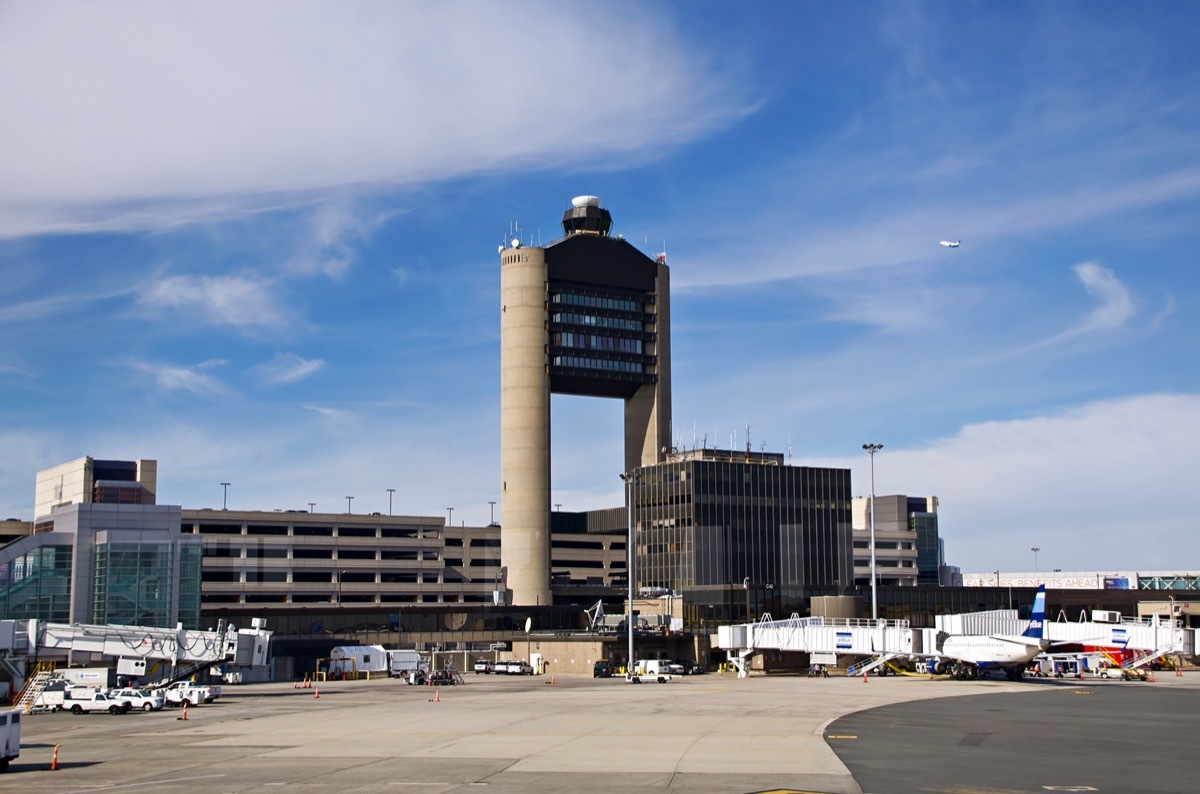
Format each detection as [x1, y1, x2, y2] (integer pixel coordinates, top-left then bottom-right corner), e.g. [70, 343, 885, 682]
[939, 240, 961, 248]
[932, 584, 1049, 680]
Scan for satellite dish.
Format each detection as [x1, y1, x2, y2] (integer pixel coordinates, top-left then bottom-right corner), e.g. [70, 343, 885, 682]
[497, 244, 504, 253]
[512, 239, 521, 249]
[524, 617, 532, 634]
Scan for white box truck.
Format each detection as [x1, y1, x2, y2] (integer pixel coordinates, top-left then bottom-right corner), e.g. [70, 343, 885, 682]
[387, 649, 429, 682]
[0, 709, 19, 772]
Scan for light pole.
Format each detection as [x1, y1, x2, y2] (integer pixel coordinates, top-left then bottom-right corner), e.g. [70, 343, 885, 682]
[1031, 547, 1040, 573]
[619, 472, 638, 674]
[446, 507, 454, 527]
[307, 502, 316, 513]
[221, 482, 230, 511]
[345, 496, 354, 513]
[862, 443, 883, 621]
[743, 577, 751, 622]
[387, 488, 395, 515]
[555, 503, 562, 512]
[488, 501, 497, 526]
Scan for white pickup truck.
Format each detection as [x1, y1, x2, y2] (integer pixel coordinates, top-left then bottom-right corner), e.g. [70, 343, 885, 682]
[68, 692, 131, 715]
[160, 681, 221, 706]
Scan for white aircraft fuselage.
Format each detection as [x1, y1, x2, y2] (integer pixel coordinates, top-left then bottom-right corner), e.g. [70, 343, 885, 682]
[935, 584, 1048, 680]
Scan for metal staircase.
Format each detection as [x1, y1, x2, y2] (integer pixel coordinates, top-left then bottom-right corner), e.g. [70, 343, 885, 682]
[847, 653, 900, 677]
[14, 663, 55, 713]
[1123, 648, 1169, 669]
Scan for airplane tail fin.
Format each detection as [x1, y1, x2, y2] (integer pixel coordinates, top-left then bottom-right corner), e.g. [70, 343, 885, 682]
[1022, 584, 1047, 639]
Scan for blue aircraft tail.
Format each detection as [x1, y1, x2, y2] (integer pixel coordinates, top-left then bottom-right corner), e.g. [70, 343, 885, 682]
[1021, 584, 1047, 639]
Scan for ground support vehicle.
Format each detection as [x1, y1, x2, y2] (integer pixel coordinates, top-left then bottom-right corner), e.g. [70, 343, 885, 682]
[159, 681, 217, 706]
[593, 660, 612, 678]
[627, 660, 672, 683]
[388, 650, 429, 679]
[0, 709, 18, 772]
[109, 688, 165, 711]
[70, 693, 131, 715]
[474, 660, 493, 674]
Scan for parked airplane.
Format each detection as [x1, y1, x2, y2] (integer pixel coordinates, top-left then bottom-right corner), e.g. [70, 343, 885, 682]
[939, 240, 961, 248]
[934, 584, 1048, 680]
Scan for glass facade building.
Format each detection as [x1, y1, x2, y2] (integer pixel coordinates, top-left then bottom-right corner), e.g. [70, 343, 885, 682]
[0, 544, 73, 621]
[631, 449, 853, 592]
[92, 542, 182, 627]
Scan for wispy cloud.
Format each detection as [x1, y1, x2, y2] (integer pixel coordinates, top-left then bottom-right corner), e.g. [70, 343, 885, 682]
[138, 274, 290, 332]
[0, 2, 749, 239]
[128, 360, 231, 396]
[250, 353, 325, 387]
[997, 262, 1136, 357]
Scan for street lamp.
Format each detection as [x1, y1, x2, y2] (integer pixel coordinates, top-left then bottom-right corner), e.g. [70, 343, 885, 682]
[387, 488, 395, 515]
[619, 471, 638, 675]
[446, 507, 454, 527]
[221, 482, 230, 511]
[743, 577, 751, 623]
[862, 443, 883, 621]
[488, 501, 497, 526]
[307, 502, 316, 513]
[1031, 547, 1040, 573]
[346, 496, 354, 513]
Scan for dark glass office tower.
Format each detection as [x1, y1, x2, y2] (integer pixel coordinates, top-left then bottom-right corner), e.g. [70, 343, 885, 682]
[631, 449, 853, 592]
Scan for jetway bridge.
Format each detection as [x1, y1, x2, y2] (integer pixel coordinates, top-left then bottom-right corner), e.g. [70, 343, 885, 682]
[717, 611, 1192, 677]
[1, 617, 272, 708]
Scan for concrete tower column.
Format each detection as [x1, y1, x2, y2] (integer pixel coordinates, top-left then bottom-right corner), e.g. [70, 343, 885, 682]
[624, 261, 672, 471]
[500, 246, 551, 606]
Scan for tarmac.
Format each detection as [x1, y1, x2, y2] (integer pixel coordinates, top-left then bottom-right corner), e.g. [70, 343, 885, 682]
[8, 668, 1199, 793]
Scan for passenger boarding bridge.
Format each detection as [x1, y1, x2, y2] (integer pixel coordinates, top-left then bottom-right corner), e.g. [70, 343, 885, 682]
[717, 610, 1192, 676]
[1, 617, 272, 710]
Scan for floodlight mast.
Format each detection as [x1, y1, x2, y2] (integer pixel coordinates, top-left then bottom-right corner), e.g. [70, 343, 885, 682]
[862, 443, 883, 621]
[620, 471, 637, 674]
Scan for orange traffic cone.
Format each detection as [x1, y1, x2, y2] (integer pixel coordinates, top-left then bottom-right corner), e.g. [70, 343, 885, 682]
[1147, 671, 1155, 682]
[50, 743, 60, 771]
[862, 672, 868, 683]
[314, 687, 320, 698]
[293, 680, 297, 689]
[180, 701, 188, 720]
[434, 689, 441, 702]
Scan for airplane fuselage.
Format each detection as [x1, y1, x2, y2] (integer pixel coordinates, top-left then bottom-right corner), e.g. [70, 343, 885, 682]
[941, 635, 1043, 668]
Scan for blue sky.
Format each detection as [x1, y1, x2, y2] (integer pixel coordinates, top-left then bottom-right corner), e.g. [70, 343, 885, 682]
[2, 2, 1198, 575]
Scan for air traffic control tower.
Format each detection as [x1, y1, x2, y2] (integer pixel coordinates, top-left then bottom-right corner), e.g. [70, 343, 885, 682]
[500, 196, 672, 606]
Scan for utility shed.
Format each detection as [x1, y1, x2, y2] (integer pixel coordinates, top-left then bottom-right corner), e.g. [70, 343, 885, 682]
[328, 645, 389, 676]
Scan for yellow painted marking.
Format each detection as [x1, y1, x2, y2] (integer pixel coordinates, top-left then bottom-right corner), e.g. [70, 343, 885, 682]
[1071, 690, 1093, 695]
[826, 734, 857, 739]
